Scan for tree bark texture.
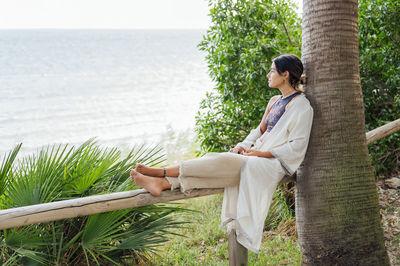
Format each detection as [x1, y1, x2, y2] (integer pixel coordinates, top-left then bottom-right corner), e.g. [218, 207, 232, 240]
[297, 0, 389, 264]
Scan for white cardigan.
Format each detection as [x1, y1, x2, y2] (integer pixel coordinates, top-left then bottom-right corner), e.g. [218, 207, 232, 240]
[221, 93, 313, 253]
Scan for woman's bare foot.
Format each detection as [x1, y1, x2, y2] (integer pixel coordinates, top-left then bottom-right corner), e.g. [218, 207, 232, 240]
[130, 170, 171, 196]
[135, 163, 164, 177]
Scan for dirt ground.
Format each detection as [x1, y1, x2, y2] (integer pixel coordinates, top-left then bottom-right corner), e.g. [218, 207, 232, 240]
[377, 178, 400, 265]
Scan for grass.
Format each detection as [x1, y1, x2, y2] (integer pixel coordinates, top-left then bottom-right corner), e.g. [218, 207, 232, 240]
[151, 194, 301, 265]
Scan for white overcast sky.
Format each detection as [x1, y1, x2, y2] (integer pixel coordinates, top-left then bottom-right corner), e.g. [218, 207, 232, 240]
[0, 0, 302, 29]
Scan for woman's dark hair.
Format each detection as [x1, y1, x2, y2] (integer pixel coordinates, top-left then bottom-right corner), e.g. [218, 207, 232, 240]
[273, 54, 305, 91]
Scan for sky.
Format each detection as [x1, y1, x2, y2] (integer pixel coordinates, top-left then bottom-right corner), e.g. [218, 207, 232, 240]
[0, 0, 302, 29]
[0, 0, 211, 29]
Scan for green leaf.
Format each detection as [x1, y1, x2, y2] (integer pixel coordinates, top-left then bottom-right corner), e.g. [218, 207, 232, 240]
[0, 143, 21, 197]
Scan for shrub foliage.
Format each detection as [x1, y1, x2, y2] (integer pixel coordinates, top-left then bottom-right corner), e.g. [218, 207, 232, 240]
[359, 0, 400, 177]
[196, 0, 399, 176]
[0, 141, 189, 265]
[195, 0, 301, 152]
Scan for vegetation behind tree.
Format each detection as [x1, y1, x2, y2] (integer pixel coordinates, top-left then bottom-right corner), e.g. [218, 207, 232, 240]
[196, 0, 400, 177]
[359, 0, 400, 177]
[195, 0, 301, 152]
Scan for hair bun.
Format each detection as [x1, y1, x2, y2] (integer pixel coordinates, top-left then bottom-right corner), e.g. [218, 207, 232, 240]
[300, 74, 307, 85]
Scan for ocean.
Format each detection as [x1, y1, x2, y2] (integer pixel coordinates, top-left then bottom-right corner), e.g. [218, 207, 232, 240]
[0, 29, 213, 158]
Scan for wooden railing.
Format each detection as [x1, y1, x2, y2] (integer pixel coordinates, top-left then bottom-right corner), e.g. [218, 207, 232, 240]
[0, 188, 223, 230]
[1, 118, 399, 266]
[366, 118, 400, 144]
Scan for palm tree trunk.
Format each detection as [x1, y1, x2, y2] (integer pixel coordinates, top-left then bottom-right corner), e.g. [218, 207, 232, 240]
[296, 0, 389, 264]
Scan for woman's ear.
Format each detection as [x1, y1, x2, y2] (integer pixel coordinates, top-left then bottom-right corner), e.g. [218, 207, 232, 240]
[283, 71, 290, 79]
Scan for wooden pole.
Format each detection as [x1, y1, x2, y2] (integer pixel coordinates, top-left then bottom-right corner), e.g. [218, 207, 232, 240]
[0, 188, 223, 230]
[229, 229, 248, 266]
[366, 118, 400, 145]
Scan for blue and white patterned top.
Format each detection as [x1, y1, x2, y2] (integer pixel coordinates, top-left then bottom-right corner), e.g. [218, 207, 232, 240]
[265, 92, 301, 132]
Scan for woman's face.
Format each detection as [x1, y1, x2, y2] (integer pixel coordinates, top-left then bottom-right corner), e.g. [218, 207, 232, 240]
[267, 62, 285, 88]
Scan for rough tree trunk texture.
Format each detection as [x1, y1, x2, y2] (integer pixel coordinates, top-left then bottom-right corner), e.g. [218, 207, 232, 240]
[296, 0, 390, 265]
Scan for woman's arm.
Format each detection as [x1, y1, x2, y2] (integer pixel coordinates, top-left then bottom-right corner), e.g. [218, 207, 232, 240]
[242, 149, 274, 158]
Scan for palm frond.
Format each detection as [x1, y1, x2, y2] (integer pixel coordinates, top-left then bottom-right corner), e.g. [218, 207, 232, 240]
[0, 143, 22, 198]
[2, 225, 53, 265]
[0, 140, 192, 265]
[10, 247, 48, 265]
[130, 143, 166, 167]
[92, 144, 167, 193]
[3, 144, 73, 208]
[81, 209, 133, 250]
[63, 143, 120, 195]
[118, 215, 186, 252]
[1, 252, 19, 266]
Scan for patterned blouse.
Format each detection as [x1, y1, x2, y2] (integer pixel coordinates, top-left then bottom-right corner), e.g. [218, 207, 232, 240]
[265, 92, 301, 132]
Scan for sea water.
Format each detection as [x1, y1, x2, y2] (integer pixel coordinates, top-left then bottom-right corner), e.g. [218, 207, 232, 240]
[0, 29, 213, 158]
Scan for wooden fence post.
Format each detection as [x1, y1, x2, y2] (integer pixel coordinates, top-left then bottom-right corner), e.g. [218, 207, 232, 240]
[229, 229, 248, 266]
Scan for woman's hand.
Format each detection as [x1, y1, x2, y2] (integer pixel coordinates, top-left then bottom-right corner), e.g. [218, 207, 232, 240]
[230, 146, 245, 154]
[243, 149, 274, 158]
[243, 149, 262, 157]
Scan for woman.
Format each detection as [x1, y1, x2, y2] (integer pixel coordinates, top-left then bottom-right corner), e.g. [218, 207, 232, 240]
[131, 54, 313, 253]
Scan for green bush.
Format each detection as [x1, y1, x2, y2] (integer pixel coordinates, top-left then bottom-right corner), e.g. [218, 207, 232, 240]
[195, 0, 301, 152]
[0, 141, 189, 265]
[196, 0, 399, 177]
[359, 0, 400, 177]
